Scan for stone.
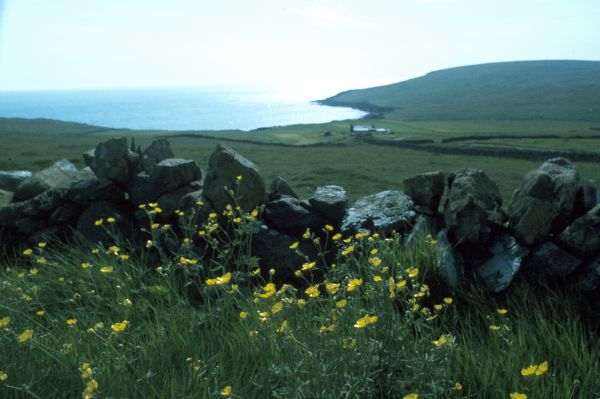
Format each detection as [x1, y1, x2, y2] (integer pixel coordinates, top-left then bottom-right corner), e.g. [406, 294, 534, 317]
[308, 185, 347, 226]
[82, 149, 95, 168]
[16, 217, 47, 236]
[558, 204, 600, 258]
[403, 171, 446, 214]
[157, 185, 197, 218]
[0, 204, 21, 227]
[0, 189, 13, 206]
[76, 201, 131, 243]
[341, 190, 416, 235]
[509, 158, 579, 245]
[406, 214, 439, 246]
[130, 158, 201, 204]
[434, 229, 464, 290]
[267, 176, 298, 201]
[476, 234, 528, 292]
[203, 144, 266, 212]
[251, 224, 322, 281]
[80, 166, 96, 180]
[0, 170, 32, 191]
[443, 168, 503, 252]
[14, 159, 82, 201]
[64, 178, 123, 206]
[90, 137, 131, 185]
[49, 202, 81, 224]
[264, 195, 322, 236]
[527, 241, 582, 278]
[569, 256, 600, 292]
[141, 139, 174, 171]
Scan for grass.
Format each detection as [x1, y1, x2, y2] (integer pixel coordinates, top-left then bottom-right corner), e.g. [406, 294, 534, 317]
[1, 204, 600, 398]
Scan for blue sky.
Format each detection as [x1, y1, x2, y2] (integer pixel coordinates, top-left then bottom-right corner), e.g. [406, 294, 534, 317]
[0, 0, 599, 98]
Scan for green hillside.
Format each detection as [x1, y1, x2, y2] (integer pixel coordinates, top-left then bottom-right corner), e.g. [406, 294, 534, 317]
[321, 60, 600, 121]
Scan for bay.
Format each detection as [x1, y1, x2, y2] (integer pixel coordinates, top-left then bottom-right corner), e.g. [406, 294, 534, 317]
[0, 86, 365, 131]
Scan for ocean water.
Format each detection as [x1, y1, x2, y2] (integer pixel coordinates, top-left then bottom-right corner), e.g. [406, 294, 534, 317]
[0, 87, 365, 131]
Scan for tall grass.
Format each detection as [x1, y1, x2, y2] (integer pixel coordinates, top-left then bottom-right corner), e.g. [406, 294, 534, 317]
[1, 204, 599, 398]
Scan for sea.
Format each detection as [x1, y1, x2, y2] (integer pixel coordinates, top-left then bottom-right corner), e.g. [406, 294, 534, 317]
[0, 86, 365, 131]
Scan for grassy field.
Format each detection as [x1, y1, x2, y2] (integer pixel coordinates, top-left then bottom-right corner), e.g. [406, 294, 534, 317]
[1, 118, 599, 203]
[1, 206, 599, 398]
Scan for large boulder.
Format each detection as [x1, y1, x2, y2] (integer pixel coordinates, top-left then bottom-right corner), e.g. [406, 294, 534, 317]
[569, 255, 600, 292]
[509, 158, 579, 245]
[526, 241, 582, 278]
[558, 204, 600, 258]
[141, 139, 174, 171]
[443, 168, 503, 252]
[64, 178, 123, 206]
[434, 229, 464, 290]
[403, 171, 446, 214]
[476, 234, 528, 292]
[264, 195, 322, 236]
[203, 144, 266, 212]
[341, 190, 416, 235]
[267, 176, 298, 201]
[76, 201, 132, 243]
[251, 224, 323, 282]
[89, 138, 132, 185]
[130, 158, 202, 205]
[308, 185, 347, 227]
[0, 171, 32, 192]
[14, 159, 83, 201]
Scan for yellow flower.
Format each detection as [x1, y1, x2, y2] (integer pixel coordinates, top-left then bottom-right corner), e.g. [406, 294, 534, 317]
[297, 299, 306, 308]
[332, 233, 342, 241]
[277, 320, 288, 334]
[0, 316, 10, 328]
[324, 224, 334, 231]
[535, 361, 549, 376]
[206, 272, 232, 285]
[303, 229, 311, 239]
[196, 200, 205, 206]
[17, 329, 33, 343]
[91, 248, 100, 254]
[0, 372, 7, 382]
[94, 219, 103, 226]
[209, 212, 217, 219]
[370, 248, 378, 255]
[23, 248, 33, 256]
[341, 246, 355, 256]
[38, 242, 47, 248]
[305, 285, 320, 298]
[301, 261, 315, 271]
[221, 385, 232, 397]
[82, 379, 99, 399]
[454, 382, 463, 391]
[347, 278, 363, 292]
[29, 268, 39, 275]
[336, 299, 348, 308]
[405, 267, 419, 278]
[66, 319, 77, 326]
[396, 279, 407, 289]
[289, 241, 299, 249]
[81, 262, 91, 269]
[252, 268, 261, 276]
[36, 310, 45, 316]
[36, 257, 46, 264]
[342, 337, 357, 349]
[403, 393, 418, 399]
[368, 257, 382, 267]
[21, 294, 32, 302]
[520, 365, 537, 376]
[107, 245, 120, 255]
[489, 325, 501, 331]
[271, 302, 284, 314]
[239, 311, 248, 319]
[320, 324, 336, 333]
[111, 320, 129, 332]
[81, 363, 93, 379]
[355, 232, 369, 239]
[325, 282, 340, 295]
[443, 297, 453, 305]
[510, 393, 527, 399]
[107, 217, 116, 223]
[497, 308, 508, 315]
[100, 266, 113, 273]
[373, 275, 382, 282]
[432, 334, 455, 347]
[354, 314, 378, 328]
[259, 283, 276, 298]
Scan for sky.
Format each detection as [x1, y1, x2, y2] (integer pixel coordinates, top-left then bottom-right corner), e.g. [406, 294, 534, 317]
[0, 0, 599, 99]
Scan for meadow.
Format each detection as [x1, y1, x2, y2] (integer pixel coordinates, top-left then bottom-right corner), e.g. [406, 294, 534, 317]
[1, 203, 599, 398]
[1, 115, 600, 398]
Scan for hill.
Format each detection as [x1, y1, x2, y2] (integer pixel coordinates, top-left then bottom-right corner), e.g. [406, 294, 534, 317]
[320, 60, 600, 121]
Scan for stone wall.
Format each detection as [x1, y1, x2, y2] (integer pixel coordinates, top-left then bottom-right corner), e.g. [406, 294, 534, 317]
[1, 138, 599, 293]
